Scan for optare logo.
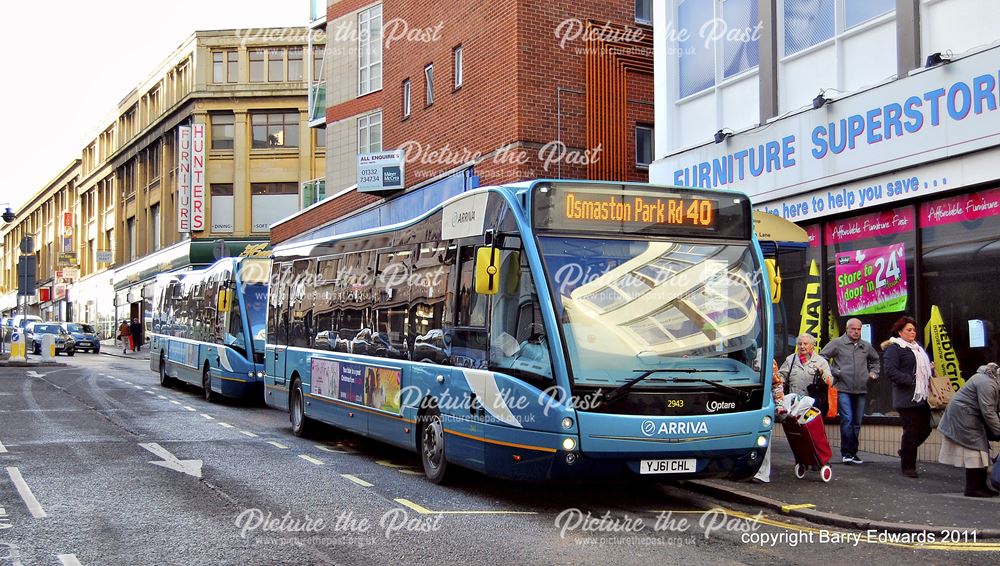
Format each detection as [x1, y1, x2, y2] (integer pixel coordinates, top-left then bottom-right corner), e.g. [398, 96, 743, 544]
[641, 420, 657, 437]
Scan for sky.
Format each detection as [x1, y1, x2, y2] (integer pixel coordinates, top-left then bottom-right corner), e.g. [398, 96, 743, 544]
[0, 0, 307, 213]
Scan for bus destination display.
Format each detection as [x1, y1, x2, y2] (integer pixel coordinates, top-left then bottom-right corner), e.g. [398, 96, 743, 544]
[563, 192, 715, 228]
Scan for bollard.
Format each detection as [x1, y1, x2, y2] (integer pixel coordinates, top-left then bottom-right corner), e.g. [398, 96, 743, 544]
[41, 334, 56, 362]
[9, 329, 26, 362]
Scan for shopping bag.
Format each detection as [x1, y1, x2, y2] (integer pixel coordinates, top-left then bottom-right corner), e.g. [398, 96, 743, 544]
[826, 385, 838, 418]
[927, 374, 954, 410]
[929, 409, 944, 428]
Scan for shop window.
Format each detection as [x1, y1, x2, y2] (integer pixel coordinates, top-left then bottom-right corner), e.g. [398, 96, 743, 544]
[920, 187, 1000, 377]
[824, 205, 916, 417]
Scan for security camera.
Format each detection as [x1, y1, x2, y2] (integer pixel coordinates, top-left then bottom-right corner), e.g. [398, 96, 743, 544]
[1, 207, 14, 223]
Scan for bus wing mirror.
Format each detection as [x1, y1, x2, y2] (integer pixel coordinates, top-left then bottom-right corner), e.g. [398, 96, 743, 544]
[765, 258, 781, 304]
[217, 289, 232, 312]
[475, 247, 501, 295]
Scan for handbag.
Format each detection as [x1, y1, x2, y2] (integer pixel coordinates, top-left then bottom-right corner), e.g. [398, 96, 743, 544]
[926, 374, 954, 410]
[929, 409, 944, 428]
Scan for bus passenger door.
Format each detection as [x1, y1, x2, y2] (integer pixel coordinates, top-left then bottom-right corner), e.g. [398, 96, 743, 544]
[264, 263, 291, 410]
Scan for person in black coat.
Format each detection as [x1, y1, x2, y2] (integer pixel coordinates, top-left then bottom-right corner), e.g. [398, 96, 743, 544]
[129, 318, 143, 352]
[882, 316, 933, 478]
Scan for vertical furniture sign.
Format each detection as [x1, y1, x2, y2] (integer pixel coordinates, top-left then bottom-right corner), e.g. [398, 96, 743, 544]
[190, 123, 206, 231]
[177, 126, 192, 232]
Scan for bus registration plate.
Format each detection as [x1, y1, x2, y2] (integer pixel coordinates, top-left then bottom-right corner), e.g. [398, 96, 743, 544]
[639, 459, 696, 474]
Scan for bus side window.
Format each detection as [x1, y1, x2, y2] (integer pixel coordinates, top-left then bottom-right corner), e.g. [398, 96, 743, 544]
[269, 264, 290, 346]
[452, 246, 488, 368]
[289, 259, 313, 348]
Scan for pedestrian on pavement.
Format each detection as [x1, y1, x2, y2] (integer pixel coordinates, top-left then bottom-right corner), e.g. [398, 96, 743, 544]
[118, 320, 131, 354]
[130, 318, 142, 352]
[821, 318, 880, 465]
[779, 333, 833, 399]
[753, 359, 787, 483]
[937, 362, 1000, 497]
[882, 316, 932, 478]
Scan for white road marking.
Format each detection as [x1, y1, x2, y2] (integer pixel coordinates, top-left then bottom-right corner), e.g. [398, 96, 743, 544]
[157, 395, 167, 400]
[239, 431, 259, 438]
[123, 381, 132, 385]
[341, 474, 373, 487]
[144, 390, 155, 395]
[315, 445, 347, 454]
[200, 414, 215, 420]
[138, 443, 203, 478]
[267, 441, 288, 449]
[134, 385, 144, 390]
[183, 406, 196, 412]
[170, 400, 181, 405]
[57, 554, 82, 566]
[26, 371, 46, 378]
[217, 423, 235, 429]
[298, 455, 324, 465]
[6, 467, 47, 518]
[0, 439, 7, 453]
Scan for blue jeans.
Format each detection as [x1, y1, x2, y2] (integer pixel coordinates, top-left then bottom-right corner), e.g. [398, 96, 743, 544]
[838, 392, 866, 458]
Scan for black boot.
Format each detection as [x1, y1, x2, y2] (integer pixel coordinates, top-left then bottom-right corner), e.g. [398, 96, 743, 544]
[964, 468, 998, 498]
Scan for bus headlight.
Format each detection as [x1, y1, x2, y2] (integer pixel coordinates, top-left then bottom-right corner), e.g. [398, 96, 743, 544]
[247, 371, 254, 378]
[257, 371, 265, 379]
[561, 417, 574, 430]
[762, 415, 772, 428]
[562, 437, 576, 451]
[756, 435, 768, 448]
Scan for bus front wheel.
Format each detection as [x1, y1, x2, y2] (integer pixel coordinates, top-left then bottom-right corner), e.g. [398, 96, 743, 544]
[203, 366, 219, 403]
[159, 354, 172, 388]
[290, 378, 311, 437]
[419, 408, 451, 484]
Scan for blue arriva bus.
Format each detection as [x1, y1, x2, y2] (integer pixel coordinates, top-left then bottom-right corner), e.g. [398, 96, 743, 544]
[266, 180, 774, 482]
[150, 257, 271, 401]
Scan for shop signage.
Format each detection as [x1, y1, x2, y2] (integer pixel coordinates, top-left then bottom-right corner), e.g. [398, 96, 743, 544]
[190, 123, 206, 232]
[920, 186, 1000, 227]
[177, 125, 192, 232]
[654, 49, 1000, 205]
[96, 250, 113, 263]
[835, 242, 908, 316]
[57, 252, 78, 267]
[357, 150, 405, 193]
[62, 236, 73, 253]
[824, 207, 914, 245]
[64, 212, 73, 227]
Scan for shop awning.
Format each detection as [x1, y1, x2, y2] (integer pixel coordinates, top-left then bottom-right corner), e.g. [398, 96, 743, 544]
[753, 211, 809, 243]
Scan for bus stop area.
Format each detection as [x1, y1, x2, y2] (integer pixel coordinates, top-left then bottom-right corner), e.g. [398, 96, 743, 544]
[680, 439, 1000, 538]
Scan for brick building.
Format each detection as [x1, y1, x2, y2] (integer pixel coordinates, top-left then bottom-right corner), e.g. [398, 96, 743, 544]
[274, 0, 654, 244]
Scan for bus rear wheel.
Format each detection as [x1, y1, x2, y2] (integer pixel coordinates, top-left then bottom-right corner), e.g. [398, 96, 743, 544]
[419, 408, 451, 484]
[203, 366, 219, 403]
[290, 378, 311, 437]
[159, 354, 172, 388]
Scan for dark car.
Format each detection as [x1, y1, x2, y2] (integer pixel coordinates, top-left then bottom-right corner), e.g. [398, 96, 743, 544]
[26, 323, 76, 356]
[413, 329, 450, 364]
[61, 322, 101, 353]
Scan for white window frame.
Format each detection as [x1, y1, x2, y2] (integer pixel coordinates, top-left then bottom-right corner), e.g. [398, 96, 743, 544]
[358, 5, 383, 96]
[635, 0, 652, 25]
[676, 0, 762, 101]
[779, 0, 896, 60]
[424, 64, 434, 106]
[358, 111, 382, 154]
[402, 79, 411, 118]
[635, 125, 654, 167]
[453, 46, 463, 89]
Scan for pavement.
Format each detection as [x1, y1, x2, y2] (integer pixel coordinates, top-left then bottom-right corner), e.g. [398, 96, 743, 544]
[683, 436, 1000, 538]
[99, 338, 151, 361]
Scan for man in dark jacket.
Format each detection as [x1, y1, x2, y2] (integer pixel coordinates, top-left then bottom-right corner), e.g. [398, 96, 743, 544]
[129, 318, 142, 352]
[821, 318, 879, 465]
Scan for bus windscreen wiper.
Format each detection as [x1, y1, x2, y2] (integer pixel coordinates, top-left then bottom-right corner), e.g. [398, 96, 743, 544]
[598, 368, 743, 407]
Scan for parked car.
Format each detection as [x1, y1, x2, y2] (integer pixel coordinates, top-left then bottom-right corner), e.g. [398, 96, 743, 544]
[60, 322, 101, 354]
[25, 322, 76, 356]
[12, 315, 43, 329]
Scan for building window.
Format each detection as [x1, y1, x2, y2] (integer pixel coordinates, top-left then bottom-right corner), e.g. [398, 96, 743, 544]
[424, 64, 434, 106]
[402, 79, 411, 118]
[358, 112, 382, 153]
[453, 46, 463, 89]
[227, 51, 239, 83]
[251, 111, 299, 148]
[250, 183, 299, 233]
[211, 184, 234, 233]
[150, 204, 161, 252]
[268, 48, 286, 82]
[211, 112, 235, 150]
[288, 47, 304, 81]
[249, 49, 265, 82]
[845, 0, 894, 29]
[635, 125, 653, 166]
[636, 0, 652, 24]
[678, 0, 760, 98]
[783, 0, 835, 56]
[315, 125, 326, 148]
[126, 217, 136, 261]
[359, 5, 383, 95]
[313, 45, 325, 80]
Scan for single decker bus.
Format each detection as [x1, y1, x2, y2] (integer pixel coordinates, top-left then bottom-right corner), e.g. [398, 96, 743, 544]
[150, 257, 271, 401]
[265, 180, 774, 483]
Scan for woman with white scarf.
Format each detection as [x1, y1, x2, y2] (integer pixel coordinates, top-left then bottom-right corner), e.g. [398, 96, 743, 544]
[882, 316, 932, 478]
[937, 363, 1000, 497]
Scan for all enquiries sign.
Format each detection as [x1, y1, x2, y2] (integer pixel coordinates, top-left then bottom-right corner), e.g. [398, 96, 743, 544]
[358, 150, 405, 194]
[177, 124, 207, 232]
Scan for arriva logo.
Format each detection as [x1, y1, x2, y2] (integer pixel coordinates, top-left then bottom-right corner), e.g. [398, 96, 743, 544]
[705, 400, 737, 413]
[641, 420, 708, 437]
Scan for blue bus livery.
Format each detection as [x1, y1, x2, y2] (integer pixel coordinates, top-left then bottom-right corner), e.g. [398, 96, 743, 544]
[265, 180, 774, 483]
[150, 257, 270, 401]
